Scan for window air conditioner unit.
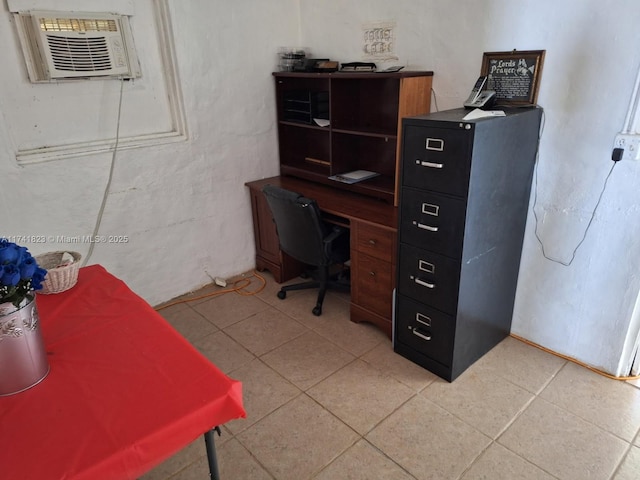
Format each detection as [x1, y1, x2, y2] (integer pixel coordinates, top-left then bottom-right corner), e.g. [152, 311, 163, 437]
[13, 10, 141, 82]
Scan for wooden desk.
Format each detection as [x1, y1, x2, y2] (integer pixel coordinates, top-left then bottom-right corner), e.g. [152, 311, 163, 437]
[0, 265, 246, 480]
[246, 176, 397, 337]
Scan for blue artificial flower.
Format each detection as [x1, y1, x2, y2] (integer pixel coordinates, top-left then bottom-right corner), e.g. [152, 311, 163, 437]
[31, 268, 47, 291]
[1, 264, 21, 287]
[15, 246, 29, 264]
[0, 241, 47, 307]
[0, 243, 19, 264]
[19, 257, 37, 280]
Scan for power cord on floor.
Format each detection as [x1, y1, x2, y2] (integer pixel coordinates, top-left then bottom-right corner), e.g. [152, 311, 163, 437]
[510, 333, 640, 381]
[155, 270, 267, 311]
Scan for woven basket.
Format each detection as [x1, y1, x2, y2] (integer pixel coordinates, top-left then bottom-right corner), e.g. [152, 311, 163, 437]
[35, 251, 81, 294]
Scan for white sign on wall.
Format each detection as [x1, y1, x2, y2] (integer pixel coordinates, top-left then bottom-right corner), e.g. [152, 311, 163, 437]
[362, 22, 398, 61]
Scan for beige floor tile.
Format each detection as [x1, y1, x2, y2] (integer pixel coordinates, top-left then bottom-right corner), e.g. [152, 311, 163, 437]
[217, 438, 273, 480]
[366, 395, 491, 480]
[540, 361, 640, 442]
[237, 394, 359, 480]
[270, 287, 349, 326]
[313, 439, 415, 480]
[191, 292, 271, 329]
[255, 271, 301, 305]
[498, 397, 628, 480]
[223, 306, 307, 356]
[163, 439, 273, 480]
[193, 330, 254, 374]
[140, 438, 206, 479]
[422, 366, 534, 438]
[626, 377, 640, 389]
[308, 359, 414, 435]
[225, 358, 301, 434]
[473, 336, 566, 394]
[309, 312, 388, 357]
[614, 445, 640, 480]
[460, 443, 555, 480]
[261, 330, 355, 390]
[361, 341, 438, 391]
[155, 303, 218, 343]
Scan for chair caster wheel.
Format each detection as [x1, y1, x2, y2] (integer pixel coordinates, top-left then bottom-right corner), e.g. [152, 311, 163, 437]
[312, 306, 322, 316]
[277, 291, 286, 300]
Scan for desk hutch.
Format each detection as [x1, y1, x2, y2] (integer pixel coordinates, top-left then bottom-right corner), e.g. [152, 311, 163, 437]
[246, 71, 433, 336]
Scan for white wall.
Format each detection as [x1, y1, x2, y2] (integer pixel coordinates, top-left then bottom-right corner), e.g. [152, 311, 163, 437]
[3, 0, 639, 375]
[299, 0, 640, 375]
[0, 0, 299, 304]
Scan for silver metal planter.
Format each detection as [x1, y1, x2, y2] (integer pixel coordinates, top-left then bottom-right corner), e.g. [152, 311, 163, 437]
[0, 296, 49, 396]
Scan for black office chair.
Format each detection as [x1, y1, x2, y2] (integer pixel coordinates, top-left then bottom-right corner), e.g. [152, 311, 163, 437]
[262, 185, 350, 316]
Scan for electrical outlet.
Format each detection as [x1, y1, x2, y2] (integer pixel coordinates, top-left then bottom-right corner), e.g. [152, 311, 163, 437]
[614, 133, 640, 161]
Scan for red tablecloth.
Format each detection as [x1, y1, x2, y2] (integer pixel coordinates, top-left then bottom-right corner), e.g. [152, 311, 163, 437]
[0, 265, 245, 480]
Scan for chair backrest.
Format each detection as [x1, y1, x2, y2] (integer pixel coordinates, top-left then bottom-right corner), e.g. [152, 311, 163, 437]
[262, 185, 330, 267]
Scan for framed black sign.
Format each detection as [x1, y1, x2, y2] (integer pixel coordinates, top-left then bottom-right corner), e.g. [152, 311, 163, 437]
[481, 50, 545, 106]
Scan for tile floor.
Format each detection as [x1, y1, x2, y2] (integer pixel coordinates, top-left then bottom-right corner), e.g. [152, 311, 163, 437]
[142, 271, 640, 480]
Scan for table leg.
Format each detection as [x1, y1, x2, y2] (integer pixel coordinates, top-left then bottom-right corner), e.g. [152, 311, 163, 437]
[204, 426, 222, 479]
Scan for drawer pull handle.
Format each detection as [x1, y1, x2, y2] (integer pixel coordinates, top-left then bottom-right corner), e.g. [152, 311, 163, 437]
[412, 327, 432, 341]
[416, 313, 432, 327]
[414, 277, 435, 289]
[418, 260, 435, 274]
[368, 239, 376, 246]
[416, 222, 439, 232]
[426, 138, 444, 151]
[369, 271, 376, 277]
[417, 160, 444, 169]
[422, 203, 440, 216]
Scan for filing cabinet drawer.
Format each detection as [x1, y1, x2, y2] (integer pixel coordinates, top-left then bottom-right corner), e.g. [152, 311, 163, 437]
[353, 251, 393, 318]
[354, 221, 395, 263]
[395, 294, 454, 367]
[397, 243, 460, 315]
[402, 125, 472, 197]
[399, 187, 466, 259]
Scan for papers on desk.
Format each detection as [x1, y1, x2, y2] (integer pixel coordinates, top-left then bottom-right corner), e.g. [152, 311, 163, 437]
[329, 170, 380, 184]
[462, 108, 506, 121]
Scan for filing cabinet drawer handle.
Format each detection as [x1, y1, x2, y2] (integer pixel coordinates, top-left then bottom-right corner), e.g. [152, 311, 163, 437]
[368, 239, 376, 246]
[416, 313, 432, 327]
[412, 327, 432, 341]
[414, 278, 435, 289]
[416, 222, 439, 232]
[425, 138, 444, 151]
[417, 160, 444, 169]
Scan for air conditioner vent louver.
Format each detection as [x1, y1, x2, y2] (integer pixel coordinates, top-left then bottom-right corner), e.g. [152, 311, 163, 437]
[47, 35, 111, 71]
[13, 10, 141, 82]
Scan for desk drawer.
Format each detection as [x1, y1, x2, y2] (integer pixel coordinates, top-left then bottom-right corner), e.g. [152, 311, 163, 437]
[402, 125, 472, 197]
[397, 243, 460, 315]
[399, 187, 466, 259]
[395, 294, 454, 367]
[352, 251, 393, 318]
[353, 221, 395, 263]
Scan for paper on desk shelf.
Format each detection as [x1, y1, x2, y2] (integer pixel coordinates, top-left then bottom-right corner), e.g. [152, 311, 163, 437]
[462, 108, 506, 121]
[313, 118, 330, 127]
[329, 170, 380, 184]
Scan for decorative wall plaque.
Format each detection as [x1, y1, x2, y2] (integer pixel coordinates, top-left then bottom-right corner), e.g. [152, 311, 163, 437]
[481, 50, 545, 106]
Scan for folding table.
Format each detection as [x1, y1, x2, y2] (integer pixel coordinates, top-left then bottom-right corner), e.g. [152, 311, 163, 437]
[0, 265, 245, 479]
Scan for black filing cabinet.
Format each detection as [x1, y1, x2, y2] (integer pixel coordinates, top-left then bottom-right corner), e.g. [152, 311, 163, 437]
[394, 107, 543, 381]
